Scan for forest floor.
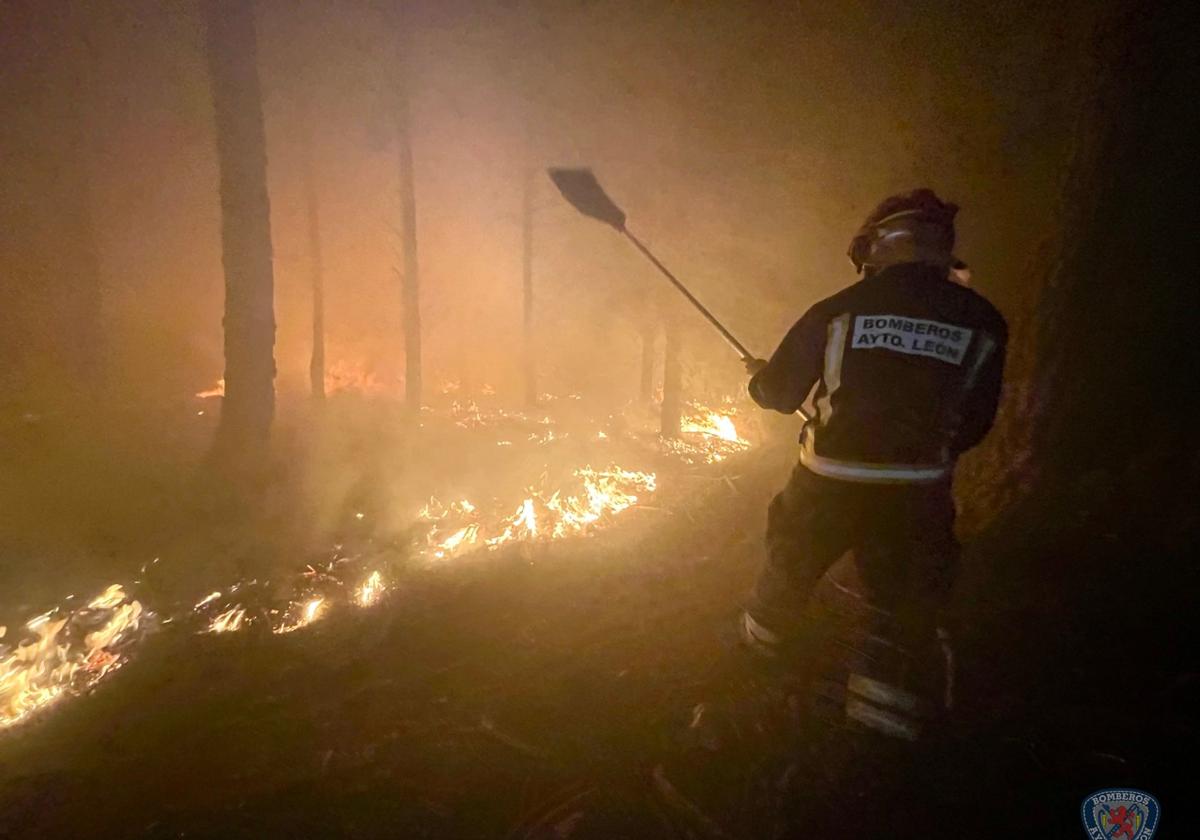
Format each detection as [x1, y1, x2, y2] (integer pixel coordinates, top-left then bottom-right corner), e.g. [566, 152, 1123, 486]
[0, 395, 1195, 839]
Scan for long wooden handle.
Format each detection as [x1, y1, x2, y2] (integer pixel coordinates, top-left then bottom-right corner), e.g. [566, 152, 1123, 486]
[621, 228, 754, 362]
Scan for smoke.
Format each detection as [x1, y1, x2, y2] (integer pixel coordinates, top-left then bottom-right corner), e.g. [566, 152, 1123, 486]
[0, 0, 1104, 601]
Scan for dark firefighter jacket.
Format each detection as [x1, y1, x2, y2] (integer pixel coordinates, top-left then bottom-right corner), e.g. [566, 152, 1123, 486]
[749, 262, 1007, 484]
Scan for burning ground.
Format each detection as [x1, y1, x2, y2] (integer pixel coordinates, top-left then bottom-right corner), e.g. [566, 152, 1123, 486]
[1, 386, 751, 728]
[0, 387, 776, 835]
[0, 386, 1194, 839]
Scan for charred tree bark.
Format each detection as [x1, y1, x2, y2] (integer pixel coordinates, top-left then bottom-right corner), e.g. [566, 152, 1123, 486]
[963, 1, 1199, 538]
[1024, 3, 1195, 485]
[301, 123, 326, 402]
[392, 12, 422, 413]
[660, 321, 682, 437]
[521, 166, 537, 407]
[206, 0, 276, 459]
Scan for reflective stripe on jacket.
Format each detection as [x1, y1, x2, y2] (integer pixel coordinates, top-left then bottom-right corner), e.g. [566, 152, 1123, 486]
[749, 262, 1007, 484]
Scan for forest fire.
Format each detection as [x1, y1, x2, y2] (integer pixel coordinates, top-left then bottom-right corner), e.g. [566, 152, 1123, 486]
[195, 378, 225, 399]
[195, 360, 395, 402]
[681, 408, 742, 444]
[272, 597, 326, 635]
[1, 585, 144, 729]
[0, 461, 657, 730]
[206, 605, 247, 634]
[1, 371, 753, 733]
[356, 570, 386, 607]
[322, 360, 394, 396]
[418, 465, 656, 560]
[666, 403, 751, 464]
[3, 0, 1191, 833]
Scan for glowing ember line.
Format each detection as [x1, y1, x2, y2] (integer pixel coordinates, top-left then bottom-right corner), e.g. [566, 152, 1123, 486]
[420, 465, 657, 560]
[681, 411, 742, 443]
[2, 446, 668, 730]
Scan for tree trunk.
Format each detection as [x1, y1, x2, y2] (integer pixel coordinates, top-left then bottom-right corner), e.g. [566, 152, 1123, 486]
[1014, 2, 1194, 483]
[60, 2, 104, 397]
[961, 1, 1199, 534]
[301, 122, 325, 402]
[660, 321, 682, 437]
[640, 320, 657, 403]
[393, 12, 421, 413]
[206, 0, 276, 458]
[521, 166, 536, 407]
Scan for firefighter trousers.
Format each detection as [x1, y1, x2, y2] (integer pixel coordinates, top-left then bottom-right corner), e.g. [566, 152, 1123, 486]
[749, 462, 960, 654]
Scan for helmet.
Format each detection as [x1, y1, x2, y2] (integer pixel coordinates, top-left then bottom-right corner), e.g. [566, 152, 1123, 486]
[848, 189, 958, 273]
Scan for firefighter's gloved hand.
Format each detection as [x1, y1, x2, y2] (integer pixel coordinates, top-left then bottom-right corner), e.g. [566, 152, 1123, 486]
[744, 357, 768, 376]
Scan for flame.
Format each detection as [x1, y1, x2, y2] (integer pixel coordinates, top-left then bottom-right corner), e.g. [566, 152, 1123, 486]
[324, 360, 392, 396]
[303, 599, 324, 623]
[3, 384, 735, 730]
[207, 606, 247, 633]
[421, 466, 656, 560]
[435, 523, 480, 557]
[195, 378, 225, 399]
[273, 598, 325, 635]
[681, 410, 742, 443]
[1, 584, 143, 728]
[670, 404, 751, 464]
[518, 498, 537, 536]
[88, 584, 129, 610]
[356, 571, 386, 607]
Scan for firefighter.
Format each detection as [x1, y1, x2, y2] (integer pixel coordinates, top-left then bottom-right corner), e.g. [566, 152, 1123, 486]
[740, 189, 1007, 735]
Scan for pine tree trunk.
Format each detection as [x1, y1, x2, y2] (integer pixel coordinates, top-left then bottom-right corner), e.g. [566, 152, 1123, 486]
[660, 321, 682, 437]
[62, 3, 104, 396]
[301, 123, 325, 402]
[521, 166, 536, 407]
[1029, 2, 1197, 517]
[205, 0, 276, 457]
[640, 320, 657, 403]
[393, 11, 422, 413]
[1028, 4, 1194, 476]
[961, 1, 1199, 532]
